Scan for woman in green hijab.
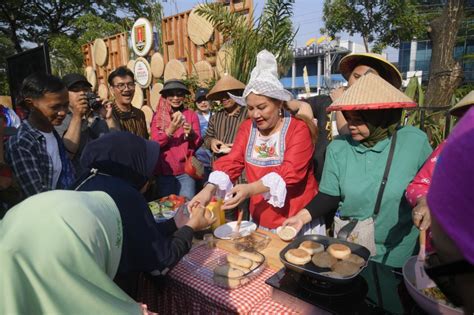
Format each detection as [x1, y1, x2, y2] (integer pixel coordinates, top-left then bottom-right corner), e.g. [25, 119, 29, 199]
[0, 190, 144, 314]
[283, 73, 433, 268]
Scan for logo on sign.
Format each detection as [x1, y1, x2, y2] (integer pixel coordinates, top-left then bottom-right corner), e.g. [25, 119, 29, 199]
[134, 24, 146, 52]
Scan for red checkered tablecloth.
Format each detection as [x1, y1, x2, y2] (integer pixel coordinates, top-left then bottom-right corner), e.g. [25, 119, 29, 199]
[250, 296, 300, 315]
[138, 245, 286, 314]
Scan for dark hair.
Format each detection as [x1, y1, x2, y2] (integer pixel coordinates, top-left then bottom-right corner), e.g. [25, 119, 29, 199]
[19, 73, 66, 101]
[108, 66, 135, 86]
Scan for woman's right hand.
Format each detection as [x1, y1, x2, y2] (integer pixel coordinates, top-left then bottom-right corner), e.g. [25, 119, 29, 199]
[167, 111, 184, 135]
[282, 209, 312, 235]
[186, 204, 216, 231]
[188, 184, 216, 212]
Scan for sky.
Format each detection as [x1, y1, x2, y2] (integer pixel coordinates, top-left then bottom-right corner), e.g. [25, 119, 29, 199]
[161, 0, 399, 62]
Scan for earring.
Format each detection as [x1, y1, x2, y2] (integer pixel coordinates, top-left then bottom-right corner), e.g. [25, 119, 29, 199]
[279, 108, 283, 117]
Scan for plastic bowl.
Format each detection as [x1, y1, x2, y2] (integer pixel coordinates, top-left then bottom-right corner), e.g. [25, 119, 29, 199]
[162, 210, 176, 219]
[402, 256, 462, 315]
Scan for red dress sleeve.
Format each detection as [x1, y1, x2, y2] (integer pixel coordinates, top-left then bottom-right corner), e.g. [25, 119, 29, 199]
[405, 141, 446, 207]
[213, 120, 249, 182]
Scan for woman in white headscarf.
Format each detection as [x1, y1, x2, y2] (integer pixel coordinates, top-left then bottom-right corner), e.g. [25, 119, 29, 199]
[189, 50, 324, 233]
[0, 190, 147, 314]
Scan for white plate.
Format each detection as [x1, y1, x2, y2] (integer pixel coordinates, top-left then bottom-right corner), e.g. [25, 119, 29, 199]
[213, 221, 257, 240]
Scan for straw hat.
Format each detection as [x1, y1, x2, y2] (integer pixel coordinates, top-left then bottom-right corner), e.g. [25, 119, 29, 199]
[450, 90, 474, 117]
[327, 73, 416, 112]
[339, 52, 402, 88]
[207, 74, 245, 101]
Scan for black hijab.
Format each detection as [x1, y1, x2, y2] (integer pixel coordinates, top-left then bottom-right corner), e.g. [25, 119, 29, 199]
[79, 132, 160, 189]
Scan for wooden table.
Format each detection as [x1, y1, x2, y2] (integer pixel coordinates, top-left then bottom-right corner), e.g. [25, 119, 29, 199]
[216, 228, 290, 270]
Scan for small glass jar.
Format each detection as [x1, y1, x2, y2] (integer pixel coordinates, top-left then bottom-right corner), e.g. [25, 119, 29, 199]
[203, 233, 215, 249]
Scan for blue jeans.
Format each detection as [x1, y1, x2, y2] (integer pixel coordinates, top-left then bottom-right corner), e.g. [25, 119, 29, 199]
[156, 174, 196, 201]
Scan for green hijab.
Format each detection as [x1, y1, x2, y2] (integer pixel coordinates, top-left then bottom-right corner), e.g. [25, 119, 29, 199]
[0, 190, 141, 315]
[359, 109, 402, 147]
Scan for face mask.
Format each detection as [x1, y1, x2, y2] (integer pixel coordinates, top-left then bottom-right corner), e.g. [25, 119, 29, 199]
[424, 252, 474, 307]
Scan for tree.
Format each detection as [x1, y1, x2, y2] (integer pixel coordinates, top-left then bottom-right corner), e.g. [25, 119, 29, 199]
[322, 0, 425, 52]
[0, 35, 15, 95]
[0, 0, 163, 53]
[196, 0, 296, 83]
[424, 0, 465, 107]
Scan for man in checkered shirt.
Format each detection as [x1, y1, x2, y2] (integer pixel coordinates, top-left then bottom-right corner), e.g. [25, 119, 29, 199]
[6, 73, 75, 199]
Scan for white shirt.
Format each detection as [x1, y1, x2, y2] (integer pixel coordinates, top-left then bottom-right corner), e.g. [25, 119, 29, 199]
[39, 131, 63, 189]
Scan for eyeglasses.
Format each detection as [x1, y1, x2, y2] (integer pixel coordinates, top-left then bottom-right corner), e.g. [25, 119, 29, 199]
[424, 252, 474, 306]
[113, 82, 135, 91]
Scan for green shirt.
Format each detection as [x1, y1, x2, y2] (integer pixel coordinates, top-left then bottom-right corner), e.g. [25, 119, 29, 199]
[320, 126, 432, 267]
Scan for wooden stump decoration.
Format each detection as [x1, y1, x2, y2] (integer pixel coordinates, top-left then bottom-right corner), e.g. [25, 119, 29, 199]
[164, 59, 187, 81]
[85, 66, 97, 91]
[150, 52, 165, 79]
[93, 38, 108, 67]
[187, 6, 214, 46]
[150, 83, 163, 112]
[127, 59, 136, 72]
[192, 60, 214, 87]
[97, 83, 109, 100]
[141, 105, 154, 133]
[216, 44, 233, 77]
[131, 84, 144, 108]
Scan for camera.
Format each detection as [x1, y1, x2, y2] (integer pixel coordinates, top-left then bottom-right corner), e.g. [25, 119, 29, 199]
[84, 92, 102, 111]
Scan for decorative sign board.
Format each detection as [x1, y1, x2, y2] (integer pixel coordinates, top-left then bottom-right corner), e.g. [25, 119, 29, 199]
[131, 18, 153, 57]
[134, 57, 152, 88]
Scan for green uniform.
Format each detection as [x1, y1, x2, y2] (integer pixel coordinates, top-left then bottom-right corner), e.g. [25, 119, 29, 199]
[320, 126, 432, 267]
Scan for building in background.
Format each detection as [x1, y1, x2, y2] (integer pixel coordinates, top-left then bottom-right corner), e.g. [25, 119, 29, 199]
[398, 0, 474, 85]
[280, 39, 366, 98]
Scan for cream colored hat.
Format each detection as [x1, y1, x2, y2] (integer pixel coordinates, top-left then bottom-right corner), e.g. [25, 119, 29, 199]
[339, 52, 402, 88]
[450, 90, 474, 117]
[206, 73, 245, 101]
[327, 72, 416, 112]
[229, 50, 293, 106]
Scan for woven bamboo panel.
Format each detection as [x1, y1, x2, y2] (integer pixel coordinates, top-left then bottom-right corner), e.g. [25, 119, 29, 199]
[161, 0, 252, 77]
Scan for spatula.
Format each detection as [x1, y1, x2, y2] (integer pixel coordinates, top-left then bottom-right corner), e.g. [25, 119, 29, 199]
[228, 209, 243, 240]
[415, 229, 435, 290]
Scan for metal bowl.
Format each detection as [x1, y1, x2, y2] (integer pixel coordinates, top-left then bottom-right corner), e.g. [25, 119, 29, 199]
[402, 256, 462, 315]
[279, 234, 370, 284]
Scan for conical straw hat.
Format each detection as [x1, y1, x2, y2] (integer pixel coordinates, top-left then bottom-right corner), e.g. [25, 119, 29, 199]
[450, 90, 474, 117]
[327, 73, 416, 112]
[339, 52, 402, 88]
[207, 73, 245, 101]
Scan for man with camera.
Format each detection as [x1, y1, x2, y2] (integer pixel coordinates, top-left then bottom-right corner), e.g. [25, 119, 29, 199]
[56, 73, 119, 174]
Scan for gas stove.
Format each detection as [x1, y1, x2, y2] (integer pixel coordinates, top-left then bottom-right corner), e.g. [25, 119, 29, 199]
[266, 261, 424, 314]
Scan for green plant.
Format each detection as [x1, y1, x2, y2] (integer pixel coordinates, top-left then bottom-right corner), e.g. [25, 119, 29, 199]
[196, 0, 296, 83]
[403, 76, 448, 148]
